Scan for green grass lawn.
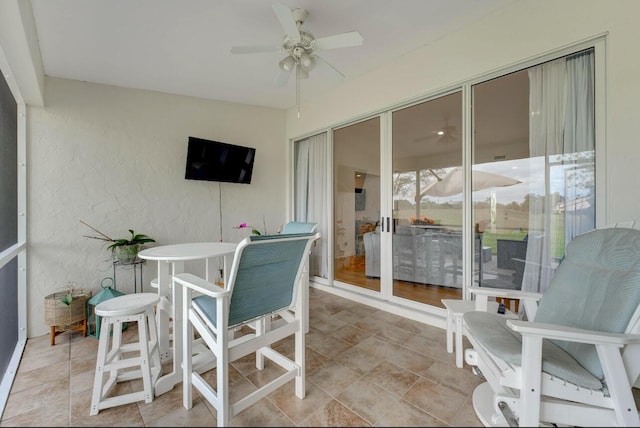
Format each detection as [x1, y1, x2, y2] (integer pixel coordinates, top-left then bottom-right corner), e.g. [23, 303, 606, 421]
[481, 230, 528, 254]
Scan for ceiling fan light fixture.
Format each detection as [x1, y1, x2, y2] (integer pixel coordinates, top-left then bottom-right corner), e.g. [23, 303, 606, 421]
[300, 55, 315, 73]
[437, 131, 445, 135]
[297, 66, 309, 79]
[299, 52, 313, 68]
[279, 55, 295, 72]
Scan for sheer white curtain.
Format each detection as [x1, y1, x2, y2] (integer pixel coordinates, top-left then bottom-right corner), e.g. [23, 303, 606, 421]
[524, 58, 566, 294]
[524, 50, 595, 294]
[563, 50, 595, 243]
[294, 133, 328, 278]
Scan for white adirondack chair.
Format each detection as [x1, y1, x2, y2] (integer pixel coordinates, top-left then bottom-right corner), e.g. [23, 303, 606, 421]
[463, 220, 640, 427]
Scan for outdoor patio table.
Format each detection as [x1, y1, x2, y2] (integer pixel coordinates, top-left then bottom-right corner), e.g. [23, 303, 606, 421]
[138, 242, 237, 395]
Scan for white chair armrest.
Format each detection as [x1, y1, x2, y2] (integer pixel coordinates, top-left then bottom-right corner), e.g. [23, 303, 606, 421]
[173, 273, 229, 298]
[507, 319, 640, 346]
[469, 286, 543, 301]
[469, 286, 542, 317]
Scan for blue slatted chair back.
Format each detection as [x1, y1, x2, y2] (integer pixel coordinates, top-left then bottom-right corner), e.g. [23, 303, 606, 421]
[282, 221, 318, 234]
[227, 233, 315, 327]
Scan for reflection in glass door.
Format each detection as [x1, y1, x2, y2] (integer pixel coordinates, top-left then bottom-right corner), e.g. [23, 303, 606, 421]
[333, 117, 381, 292]
[391, 93, 463, 306]
[472, 49, 596, 304]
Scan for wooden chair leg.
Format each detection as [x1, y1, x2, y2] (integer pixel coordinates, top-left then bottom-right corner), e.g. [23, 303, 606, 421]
[50, 326, 56, 346]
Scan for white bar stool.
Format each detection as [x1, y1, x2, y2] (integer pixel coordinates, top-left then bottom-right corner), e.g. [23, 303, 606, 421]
[90, 293, 162, 415]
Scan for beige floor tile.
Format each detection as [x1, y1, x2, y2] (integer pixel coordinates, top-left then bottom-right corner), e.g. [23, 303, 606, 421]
[16, 343, 69, 373]
[380, 343, 436, 375]
[403, 378, 468, 425]
[143, 396, 216, 427]
[333, 308, 367, 326]
[375, 323, 417, 345]
[2, 288, 494, 427]
[10, 358, 69, 393]
[422, 360, 483, 395]
[351, 316, 388, 335]
[375, 399, 447, 427]
[330, 324, 372, 345]
[308, 312, 348, 334]
[363, 361, 419, 397]
[70, 355, 100, 394]
[300, 399, 370, 427]
[308, 360, 362, 397]
[243, 359, 288, 388]
[332, 344, 381, 376]
[72, 381, 144, 426]
[304, 347, 330, 375]
[0, 407, 69, 427]
[268, 381, 333, 424]
[228, 398, 295, 427]
[306, 331, 354, 359]
[3, 377, 69, 421]
[336, 378, 401, 425]
[450, 396, 484, 427]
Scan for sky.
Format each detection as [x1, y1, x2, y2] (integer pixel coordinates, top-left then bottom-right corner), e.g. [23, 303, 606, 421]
[415, 154, 594, 204]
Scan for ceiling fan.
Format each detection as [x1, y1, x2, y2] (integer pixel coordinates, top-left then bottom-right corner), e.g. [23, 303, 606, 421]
[432, 120, 460, 144]
[230, 2, 364, 115]
[414, 118, 460, 145]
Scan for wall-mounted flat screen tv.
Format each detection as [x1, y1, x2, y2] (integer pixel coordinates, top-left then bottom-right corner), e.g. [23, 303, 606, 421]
[185, 137, 256, 184]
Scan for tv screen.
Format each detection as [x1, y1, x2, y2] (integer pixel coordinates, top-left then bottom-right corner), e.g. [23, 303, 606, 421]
[185, 137, 256, 184]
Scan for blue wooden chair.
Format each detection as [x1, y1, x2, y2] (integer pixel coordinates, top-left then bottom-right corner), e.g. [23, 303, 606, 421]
[173, 232, 320, 427]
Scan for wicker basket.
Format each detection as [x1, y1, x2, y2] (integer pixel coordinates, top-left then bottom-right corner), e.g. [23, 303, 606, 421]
[44, 289, 92, 328]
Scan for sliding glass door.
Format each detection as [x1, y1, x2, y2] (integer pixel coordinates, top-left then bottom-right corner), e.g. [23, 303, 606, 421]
[333, 117, 381, 292]
[390, 93, 463, 306]
[472, 49, 596, 298]
[294, 42, 600, 313]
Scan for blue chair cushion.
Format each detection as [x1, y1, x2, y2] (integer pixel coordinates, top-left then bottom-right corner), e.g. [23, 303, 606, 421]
[534, 228, 640, 380]
[465, 227, 640, 388]
[464, 311, 603, 389]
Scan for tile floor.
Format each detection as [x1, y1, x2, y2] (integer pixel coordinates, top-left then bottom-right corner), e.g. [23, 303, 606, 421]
[1, 288, 486, 427]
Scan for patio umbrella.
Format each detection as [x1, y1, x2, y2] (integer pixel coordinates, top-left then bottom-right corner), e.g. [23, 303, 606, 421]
[419, 167, 521, 198]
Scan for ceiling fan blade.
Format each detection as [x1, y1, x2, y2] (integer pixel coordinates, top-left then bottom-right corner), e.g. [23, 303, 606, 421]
[230, 45, 283, 54]
[272, 3, 300, 43]
[313, 54, 345, 80]
[312, 31, 363, 50]
[275, 68, 292, 87]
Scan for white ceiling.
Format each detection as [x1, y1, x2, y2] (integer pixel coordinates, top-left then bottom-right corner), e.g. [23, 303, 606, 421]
[30, 0, 515, 110]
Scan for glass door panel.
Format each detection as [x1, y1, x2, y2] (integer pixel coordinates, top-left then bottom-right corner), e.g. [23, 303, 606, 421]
[472, 49, 595, 300]
[333, 117, 381, 292]
[391, 93, 463, 306]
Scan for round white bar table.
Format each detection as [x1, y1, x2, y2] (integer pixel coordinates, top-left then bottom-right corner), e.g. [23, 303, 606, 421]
[138, 242, 237, 395]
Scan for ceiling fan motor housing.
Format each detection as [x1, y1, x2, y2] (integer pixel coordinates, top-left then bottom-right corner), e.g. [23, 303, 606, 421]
[283, 31, 315, 70]
[291, 8, 308, 25]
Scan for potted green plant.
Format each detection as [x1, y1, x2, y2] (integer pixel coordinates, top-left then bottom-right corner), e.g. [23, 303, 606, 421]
[80, 220, 155, 264]
[107, 229, 156, 263]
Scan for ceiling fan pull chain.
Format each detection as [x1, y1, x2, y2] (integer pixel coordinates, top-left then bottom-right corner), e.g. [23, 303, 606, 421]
[296, 65, 301, 118]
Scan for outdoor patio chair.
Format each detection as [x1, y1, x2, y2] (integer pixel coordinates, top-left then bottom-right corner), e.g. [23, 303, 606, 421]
[463, 220, 640, 427]
[280, 221, 318, 335]
[172, 232, 320, 427]
[281, 221, 318, 234]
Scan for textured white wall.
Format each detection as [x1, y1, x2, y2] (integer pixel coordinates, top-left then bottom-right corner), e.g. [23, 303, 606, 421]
[27, 77, 286, 337]
[286, 0, 640, 224]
